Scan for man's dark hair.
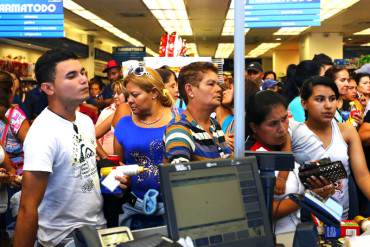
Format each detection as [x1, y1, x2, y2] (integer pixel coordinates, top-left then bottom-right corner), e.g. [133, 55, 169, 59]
[282, 60, 319, 101]
[35, 49, 78, 85]
[178, 62, 218, 104]
[294, 60, 320, 89]
[312, 53, 333, 66]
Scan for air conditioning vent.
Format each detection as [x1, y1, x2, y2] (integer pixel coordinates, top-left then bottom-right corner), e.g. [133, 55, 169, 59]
[119, 12, 146, 18]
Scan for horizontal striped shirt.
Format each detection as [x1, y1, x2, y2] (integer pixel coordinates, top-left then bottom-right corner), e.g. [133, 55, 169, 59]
[164, 110, 231, 164]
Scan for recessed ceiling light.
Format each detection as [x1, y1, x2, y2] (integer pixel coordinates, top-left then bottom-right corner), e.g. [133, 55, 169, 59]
[273, 27, 309, 36]
[354, 28, 370, 35]
[215, 43, 234, 58]
[246, 43, 281, 58]
[63, 0, 158, 56]
[347, 38, 352, 41]
[275, 38, 282, 41]
[143, 0, 193, 36]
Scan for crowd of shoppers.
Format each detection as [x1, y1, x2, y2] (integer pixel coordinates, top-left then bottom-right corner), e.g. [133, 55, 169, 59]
[1, 49, 370, 247]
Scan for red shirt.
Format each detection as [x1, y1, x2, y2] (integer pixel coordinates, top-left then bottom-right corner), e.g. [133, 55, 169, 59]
[249, 141, 271, 152]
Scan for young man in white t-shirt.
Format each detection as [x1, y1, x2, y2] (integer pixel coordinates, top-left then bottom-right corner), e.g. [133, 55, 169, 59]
[14, 49, 106, 247]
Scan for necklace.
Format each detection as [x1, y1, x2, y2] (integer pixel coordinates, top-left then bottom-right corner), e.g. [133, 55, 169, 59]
[137, 112, 164, 125]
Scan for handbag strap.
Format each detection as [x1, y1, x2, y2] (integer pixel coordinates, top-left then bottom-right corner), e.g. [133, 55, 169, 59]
[1, 106, 15, 146]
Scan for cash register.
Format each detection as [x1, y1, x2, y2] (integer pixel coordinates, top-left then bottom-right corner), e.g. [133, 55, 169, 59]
[159, 157, 275, 247]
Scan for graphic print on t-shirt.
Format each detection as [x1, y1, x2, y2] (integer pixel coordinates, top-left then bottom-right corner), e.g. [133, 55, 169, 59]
[130, 138, 163, 184]
[71, 130, 98, 192]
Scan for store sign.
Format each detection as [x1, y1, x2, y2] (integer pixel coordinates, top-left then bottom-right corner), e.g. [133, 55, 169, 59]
[0, 0, 64, 38]
[245, 0, 320, 28]
[112, 46, 146, 64]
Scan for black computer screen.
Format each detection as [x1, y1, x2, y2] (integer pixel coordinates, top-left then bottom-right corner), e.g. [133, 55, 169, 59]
[160, 158, 274, 247]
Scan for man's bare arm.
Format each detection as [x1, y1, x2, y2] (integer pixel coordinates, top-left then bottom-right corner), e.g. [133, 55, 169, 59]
[14, 171, 49, 247]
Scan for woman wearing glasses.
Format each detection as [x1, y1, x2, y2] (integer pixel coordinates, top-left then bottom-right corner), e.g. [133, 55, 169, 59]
[114, 67, 173, 229]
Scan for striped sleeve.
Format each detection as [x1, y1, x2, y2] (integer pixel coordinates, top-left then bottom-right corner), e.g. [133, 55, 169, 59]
[164, 122, 194, 164]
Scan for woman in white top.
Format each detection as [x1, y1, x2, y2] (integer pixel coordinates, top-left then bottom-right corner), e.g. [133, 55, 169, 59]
[291, 76, 370, 219]
[245, 91, 333, 244]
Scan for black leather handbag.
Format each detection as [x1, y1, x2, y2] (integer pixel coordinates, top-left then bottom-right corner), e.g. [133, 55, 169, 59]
[299, 158, 347, 186]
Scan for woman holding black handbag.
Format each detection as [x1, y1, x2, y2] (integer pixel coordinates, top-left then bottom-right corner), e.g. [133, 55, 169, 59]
[291, 76, 370, 219]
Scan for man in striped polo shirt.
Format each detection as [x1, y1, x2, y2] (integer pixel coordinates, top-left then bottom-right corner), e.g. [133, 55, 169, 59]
[164, 62, 231, 163]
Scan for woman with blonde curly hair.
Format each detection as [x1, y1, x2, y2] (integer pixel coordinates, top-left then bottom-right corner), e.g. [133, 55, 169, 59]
[114, 66, 174, 229]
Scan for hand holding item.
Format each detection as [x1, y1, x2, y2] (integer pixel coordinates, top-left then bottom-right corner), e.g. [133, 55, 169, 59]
[307, 176, 335, 199]
[10, 174, 22, 187]
[0, 168, 10, 184]
[116, 175, 131, 190]
[102, 165, 146, 191]
[351, 111, 363, 126]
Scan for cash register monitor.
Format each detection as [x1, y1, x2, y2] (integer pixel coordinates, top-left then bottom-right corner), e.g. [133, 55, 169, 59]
[160, 158, 274, 247]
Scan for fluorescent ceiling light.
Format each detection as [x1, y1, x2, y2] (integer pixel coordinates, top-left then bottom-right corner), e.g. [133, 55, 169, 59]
[320, 0, 360, 21]
[274, 0, 359, 36]
[246, 43, 281, 58]
[143, 0, 193, 36]
[186, 43, 199, 57]
[90, 19, 113, 28]
[222, 0, 250, 36]
[146, 48, 158, 57]
[159, 20, 193, 36]
[63, 0, 158, 56]
[361, 43, 370, 46]
[62, 0, 83, 10]
[274, 27, 309, 36]
[354, 28, 370, 35]
[215, 43, 234, 58]
[73, 10, 100, 20]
